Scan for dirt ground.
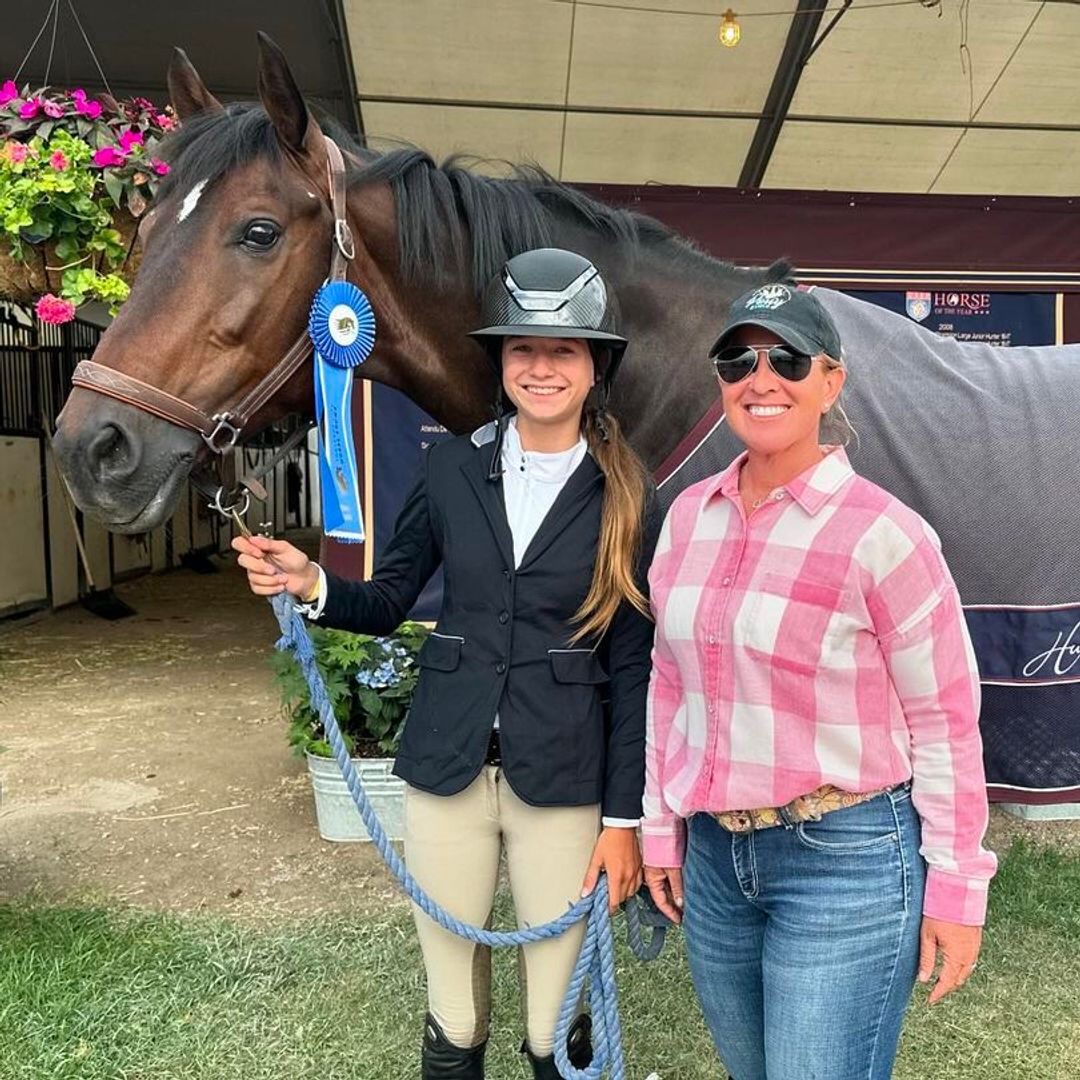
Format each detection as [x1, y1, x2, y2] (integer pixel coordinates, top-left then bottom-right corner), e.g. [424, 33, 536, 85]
[0, 535, 401, 921]
[1, 543, 1078, 921]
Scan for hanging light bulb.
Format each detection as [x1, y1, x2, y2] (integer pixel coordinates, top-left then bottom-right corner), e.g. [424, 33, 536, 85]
[719, 8, 741, 48]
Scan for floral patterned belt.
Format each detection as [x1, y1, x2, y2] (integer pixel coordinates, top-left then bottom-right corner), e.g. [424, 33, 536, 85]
[713, 784, 892, 833]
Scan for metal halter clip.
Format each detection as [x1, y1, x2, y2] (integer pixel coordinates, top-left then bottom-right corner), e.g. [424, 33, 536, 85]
[211, 484, 251, 523]
[334, 219, 356, 260]
[203, 413, 242, 453]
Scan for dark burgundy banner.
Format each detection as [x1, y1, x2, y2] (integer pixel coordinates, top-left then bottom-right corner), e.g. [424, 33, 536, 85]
[578, 185, 1080, 284]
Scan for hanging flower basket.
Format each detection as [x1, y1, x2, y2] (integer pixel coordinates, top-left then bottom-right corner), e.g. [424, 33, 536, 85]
[0, 79, 174, 322]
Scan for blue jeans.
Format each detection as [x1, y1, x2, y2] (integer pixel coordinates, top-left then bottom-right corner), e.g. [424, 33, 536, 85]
[683, 785, 925, 1080]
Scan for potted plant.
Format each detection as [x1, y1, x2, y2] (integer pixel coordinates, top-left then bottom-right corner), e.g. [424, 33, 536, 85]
[271, 621, 430, 842]
[0, 79, 173, 322]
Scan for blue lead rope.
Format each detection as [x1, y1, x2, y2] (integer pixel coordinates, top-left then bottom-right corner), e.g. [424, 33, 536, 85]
[271, 593, 667, 1079]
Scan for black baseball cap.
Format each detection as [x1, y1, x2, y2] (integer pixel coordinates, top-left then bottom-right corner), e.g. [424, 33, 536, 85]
[709, 283, 842, 360]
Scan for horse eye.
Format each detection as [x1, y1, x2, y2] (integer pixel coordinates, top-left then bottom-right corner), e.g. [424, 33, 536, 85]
[241, 220, 280, 250]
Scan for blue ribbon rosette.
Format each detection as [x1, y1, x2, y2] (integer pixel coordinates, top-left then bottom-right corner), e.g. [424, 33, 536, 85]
[308, 281, 377, 543]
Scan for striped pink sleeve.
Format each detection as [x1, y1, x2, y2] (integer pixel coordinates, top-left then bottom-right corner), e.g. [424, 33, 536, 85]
[642, 634, 687, 867]
[873, 532, 997, 926]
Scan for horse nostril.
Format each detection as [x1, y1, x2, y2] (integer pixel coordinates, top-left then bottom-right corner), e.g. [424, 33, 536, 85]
[88, 422, 138, 482]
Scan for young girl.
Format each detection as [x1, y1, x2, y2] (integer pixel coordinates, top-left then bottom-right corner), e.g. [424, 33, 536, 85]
[642, 283, 996, 1080]
[235, 248, 654, 1079]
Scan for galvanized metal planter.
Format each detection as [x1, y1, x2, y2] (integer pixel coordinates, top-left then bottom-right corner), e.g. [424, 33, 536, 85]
[305, 751, 406, 842]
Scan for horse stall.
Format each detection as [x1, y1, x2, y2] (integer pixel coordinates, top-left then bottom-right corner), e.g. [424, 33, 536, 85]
[0, 300, 317, 621]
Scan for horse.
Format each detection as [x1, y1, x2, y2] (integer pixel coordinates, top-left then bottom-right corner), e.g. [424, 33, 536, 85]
[52, 35, 1080, 799]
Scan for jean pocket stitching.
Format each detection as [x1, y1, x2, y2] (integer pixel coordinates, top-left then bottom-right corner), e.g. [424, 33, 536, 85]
[793, 823, 899, 853]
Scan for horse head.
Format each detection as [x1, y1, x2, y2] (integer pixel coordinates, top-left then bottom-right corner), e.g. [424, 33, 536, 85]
[53, 34, 494, 532]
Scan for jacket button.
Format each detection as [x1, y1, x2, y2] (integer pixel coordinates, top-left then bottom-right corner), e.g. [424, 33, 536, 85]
[496, 661, 507, 674]
[498, 611, 509, 624]
[503, 570, 511, 580]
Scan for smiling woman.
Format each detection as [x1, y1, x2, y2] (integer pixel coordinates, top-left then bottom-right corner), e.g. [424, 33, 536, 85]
[231, 246, 657, 1080]
[642, 283, 998, 1080]
[501, 337, 595, 450]
[716, 326, 844, 505]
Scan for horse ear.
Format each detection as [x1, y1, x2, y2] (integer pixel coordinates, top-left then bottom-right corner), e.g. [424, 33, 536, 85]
[256, 31, 322, 157]
[167, 48, 224, 120]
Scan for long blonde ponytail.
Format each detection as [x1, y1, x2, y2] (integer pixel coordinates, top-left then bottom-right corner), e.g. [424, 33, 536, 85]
[569, 407, 651, 643]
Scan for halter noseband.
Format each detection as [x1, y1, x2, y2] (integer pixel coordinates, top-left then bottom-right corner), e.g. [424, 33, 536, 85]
[69, 137, 355, 507]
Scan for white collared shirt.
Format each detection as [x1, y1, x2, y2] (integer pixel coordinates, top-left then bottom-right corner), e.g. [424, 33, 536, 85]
[500, 416, 587, 567]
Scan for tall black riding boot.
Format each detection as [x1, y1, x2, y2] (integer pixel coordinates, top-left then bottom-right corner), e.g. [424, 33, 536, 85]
[421, 1013, 487, 1079]
[523, 1013, 592, 1078]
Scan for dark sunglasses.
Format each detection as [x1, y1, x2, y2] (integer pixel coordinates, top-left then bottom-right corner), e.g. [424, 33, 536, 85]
[712, 344, 815, 384]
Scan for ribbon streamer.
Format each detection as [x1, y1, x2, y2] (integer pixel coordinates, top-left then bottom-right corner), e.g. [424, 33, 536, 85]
[308, 282, 376, 543]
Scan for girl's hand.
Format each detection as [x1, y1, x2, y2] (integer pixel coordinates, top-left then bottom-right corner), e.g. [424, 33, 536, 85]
[231, 535, 318, 599]
[643, 864, 684, 924]
[918, 917, 983, 1004]
[581, 828, 643, 913]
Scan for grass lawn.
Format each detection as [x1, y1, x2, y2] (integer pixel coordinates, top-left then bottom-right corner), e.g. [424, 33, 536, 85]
[1, 838, 1077, 1079]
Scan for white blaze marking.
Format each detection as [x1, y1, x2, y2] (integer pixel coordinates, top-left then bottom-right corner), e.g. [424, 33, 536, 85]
[177, 179, 209, 224]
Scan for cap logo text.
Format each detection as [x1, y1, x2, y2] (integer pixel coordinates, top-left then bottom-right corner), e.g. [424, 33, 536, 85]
[744, 284, 792, 311]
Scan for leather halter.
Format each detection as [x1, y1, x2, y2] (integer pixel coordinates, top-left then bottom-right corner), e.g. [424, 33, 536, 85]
[70, 137, 354, 464]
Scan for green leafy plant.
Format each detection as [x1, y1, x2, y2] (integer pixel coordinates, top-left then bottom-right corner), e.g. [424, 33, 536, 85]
[0, 79, 174, 321]
[271, 622, 430, 759]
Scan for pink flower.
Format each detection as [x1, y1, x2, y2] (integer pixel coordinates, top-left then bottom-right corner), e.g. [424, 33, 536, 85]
[71, 89, 102, 119]
[43, 99, 64, 118]
[155, 113, 175, 131]
[35, 294, 77, 325]
[19, 97, 42, 119]
[0, 80, 19, 106]
[151, 158, 170, 176]
[118, 128, 143, 155]
[91, 146, 125, 167]
[5, 142, 29, 164]
[50, 150, 68, 170]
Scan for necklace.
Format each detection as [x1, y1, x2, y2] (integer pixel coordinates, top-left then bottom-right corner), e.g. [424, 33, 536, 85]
[741, 477, 779, 510]
[741, 466, 789, 511]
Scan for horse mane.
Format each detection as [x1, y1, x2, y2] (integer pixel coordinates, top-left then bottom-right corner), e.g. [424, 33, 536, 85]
[352, 148, 737, 293]
[157, 103, 791, 294]
[156, 103, 289, 199]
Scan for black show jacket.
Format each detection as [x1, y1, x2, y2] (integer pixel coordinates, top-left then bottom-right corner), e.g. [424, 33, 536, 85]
[320, 425, 656, 820]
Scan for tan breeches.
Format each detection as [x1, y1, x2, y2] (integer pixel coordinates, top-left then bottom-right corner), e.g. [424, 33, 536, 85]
[404, 767, 601, 1054]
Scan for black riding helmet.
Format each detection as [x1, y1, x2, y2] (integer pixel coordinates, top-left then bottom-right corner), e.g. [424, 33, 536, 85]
[469, 248, 628, 389]
[469, 248, 628, 479]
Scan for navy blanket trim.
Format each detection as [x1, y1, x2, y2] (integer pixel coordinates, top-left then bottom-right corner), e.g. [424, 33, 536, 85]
[965, 604, 1080, 686]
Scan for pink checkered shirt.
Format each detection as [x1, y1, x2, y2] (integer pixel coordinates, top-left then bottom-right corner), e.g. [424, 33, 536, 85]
[643, 448, 997, 926]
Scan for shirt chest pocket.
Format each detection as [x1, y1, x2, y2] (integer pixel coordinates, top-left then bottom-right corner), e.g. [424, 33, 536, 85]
[737, 572, 851, 676]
